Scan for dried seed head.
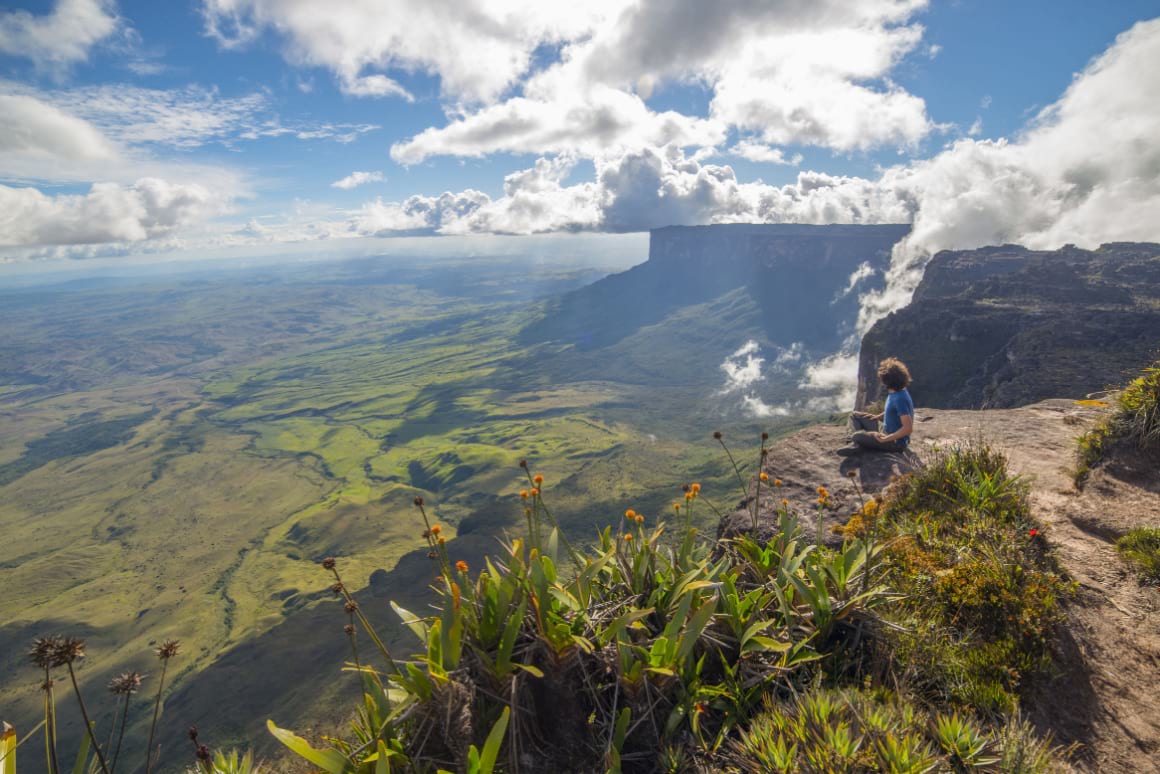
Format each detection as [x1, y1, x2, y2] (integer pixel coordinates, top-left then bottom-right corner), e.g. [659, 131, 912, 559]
[107, 671, 144, 695]
[761, 432, 769, 441]
[344, 601, 358, 613]
[321, 557, 336, 570]
[519, 459, 528, 468]
[427, 550, 438, 559]
[713, 431, 722, 440]
[156, 639, 181, 660]
[52, 637, 86, 666]
[681, 484, 690, 493]
[331, 582, 345, 595]
[847, 470, 858, 478]
[343, 624, 356, 636]
[28, 636, 63, 670]
[188, 726, 199, 742]
[196, 744, 211, 762]
[413, 496, 424, 506]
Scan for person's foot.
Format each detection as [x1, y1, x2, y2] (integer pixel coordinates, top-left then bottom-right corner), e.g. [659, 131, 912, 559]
[835, 445, 862, 457]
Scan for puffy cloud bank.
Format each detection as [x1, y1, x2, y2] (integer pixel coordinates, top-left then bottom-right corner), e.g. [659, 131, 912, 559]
[0, 179, 215, 246]
[348, 17, 1160, 336]
[0, 0, 119, 72]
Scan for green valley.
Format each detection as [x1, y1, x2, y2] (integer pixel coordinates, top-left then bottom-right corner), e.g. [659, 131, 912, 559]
[0, 253, 805, 767]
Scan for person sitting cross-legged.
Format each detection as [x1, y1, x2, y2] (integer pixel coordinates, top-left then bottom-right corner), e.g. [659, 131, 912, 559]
[840, 358, 915, 455]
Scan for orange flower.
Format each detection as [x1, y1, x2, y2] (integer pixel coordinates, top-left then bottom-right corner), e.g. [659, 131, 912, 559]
[817, 486, 829, 498]
[533, 474, 544, 485]
[674, 503, 681, 511]
[690, 483, 701, 493]
[624, 533, 633, 541]
[530, 487, 539, 497]
[430, 524, 442, 535]
[685, 491, 694, 502]
[759, 472, 769, 482]
[635, 514, 645, 524]
[437, 536, 446, 545]
[774, 479, 782, 487]
[520, 490, 529, 499]
[781, 498, 789, 507]
[455, 560, 469, 573]
[625, 509, 637, 520]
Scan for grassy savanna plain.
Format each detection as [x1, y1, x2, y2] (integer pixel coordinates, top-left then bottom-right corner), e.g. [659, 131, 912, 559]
[0, 255, 813, 768]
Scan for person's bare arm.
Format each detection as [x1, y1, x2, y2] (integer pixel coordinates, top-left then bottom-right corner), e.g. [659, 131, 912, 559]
[877, 413, 913, 442]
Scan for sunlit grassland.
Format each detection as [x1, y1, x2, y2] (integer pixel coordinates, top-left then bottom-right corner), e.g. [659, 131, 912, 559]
[0, 265, 800, 763]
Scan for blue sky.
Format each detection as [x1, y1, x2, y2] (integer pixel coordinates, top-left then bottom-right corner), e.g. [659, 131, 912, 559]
[1, 0, 1159, 267]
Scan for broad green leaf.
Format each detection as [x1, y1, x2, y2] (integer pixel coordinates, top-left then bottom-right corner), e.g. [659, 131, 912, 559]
[391, 602, 429, 643]
[744, 635, 792, 653]
[267, 720, 351, 774]
[677, 597, 718, 663]
[478, 707, 510, 774]
[375, 740, 391, 774]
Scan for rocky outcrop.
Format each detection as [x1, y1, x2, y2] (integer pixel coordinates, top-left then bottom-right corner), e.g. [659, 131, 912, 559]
[718, 399, 1160, 773]
[856, 243, 1160, 409]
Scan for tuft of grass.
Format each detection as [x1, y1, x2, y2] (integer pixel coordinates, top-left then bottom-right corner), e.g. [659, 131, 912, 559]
[863, 442, 1072, 716]
[1116, 527, 1160, 583]
[1074, 360, 1160, 486]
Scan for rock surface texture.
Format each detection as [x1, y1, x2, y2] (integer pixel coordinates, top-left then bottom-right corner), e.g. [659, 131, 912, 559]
[720, 400, 1160, 773]
[857, 243, 1160, 410]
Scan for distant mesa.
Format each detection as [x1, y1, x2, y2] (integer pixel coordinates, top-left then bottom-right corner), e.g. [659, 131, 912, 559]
[526, 223, 910, 352]
[520, 223, 911, 396]
[858, 242, 1160, 409]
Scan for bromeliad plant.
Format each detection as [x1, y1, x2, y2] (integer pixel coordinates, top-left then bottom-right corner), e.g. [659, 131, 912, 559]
[269, 459, 892, 773]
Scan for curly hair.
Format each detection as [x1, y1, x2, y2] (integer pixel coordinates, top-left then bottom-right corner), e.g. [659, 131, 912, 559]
[877, 358, 912, 391]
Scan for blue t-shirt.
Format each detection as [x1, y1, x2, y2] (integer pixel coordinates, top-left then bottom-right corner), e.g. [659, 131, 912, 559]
[883, 389, 915, 447]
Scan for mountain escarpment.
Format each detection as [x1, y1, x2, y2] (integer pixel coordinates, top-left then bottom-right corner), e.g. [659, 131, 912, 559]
[857, 242, 1160, 409]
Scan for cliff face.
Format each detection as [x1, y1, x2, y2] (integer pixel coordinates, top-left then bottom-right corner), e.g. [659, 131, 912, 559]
[524, 223, 910, 355]
[857, 243, 1160, 409]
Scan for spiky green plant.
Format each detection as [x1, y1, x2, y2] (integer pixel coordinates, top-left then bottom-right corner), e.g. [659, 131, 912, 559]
[1075, 360, 1160, 485]
[1116, 527, 1160, 582]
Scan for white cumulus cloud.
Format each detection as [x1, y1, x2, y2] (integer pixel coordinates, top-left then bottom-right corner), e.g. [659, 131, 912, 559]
[0, 0, 119, 72]
[0, 178, 217, 246]
[331, 171, 384, 190]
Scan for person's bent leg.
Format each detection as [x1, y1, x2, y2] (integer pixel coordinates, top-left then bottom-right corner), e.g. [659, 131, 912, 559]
[848, 412, 878, 436]
[851, 431, 906, 452]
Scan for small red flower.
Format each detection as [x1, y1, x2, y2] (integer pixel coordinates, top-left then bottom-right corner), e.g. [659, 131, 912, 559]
[1028, 528, 1039, 538]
